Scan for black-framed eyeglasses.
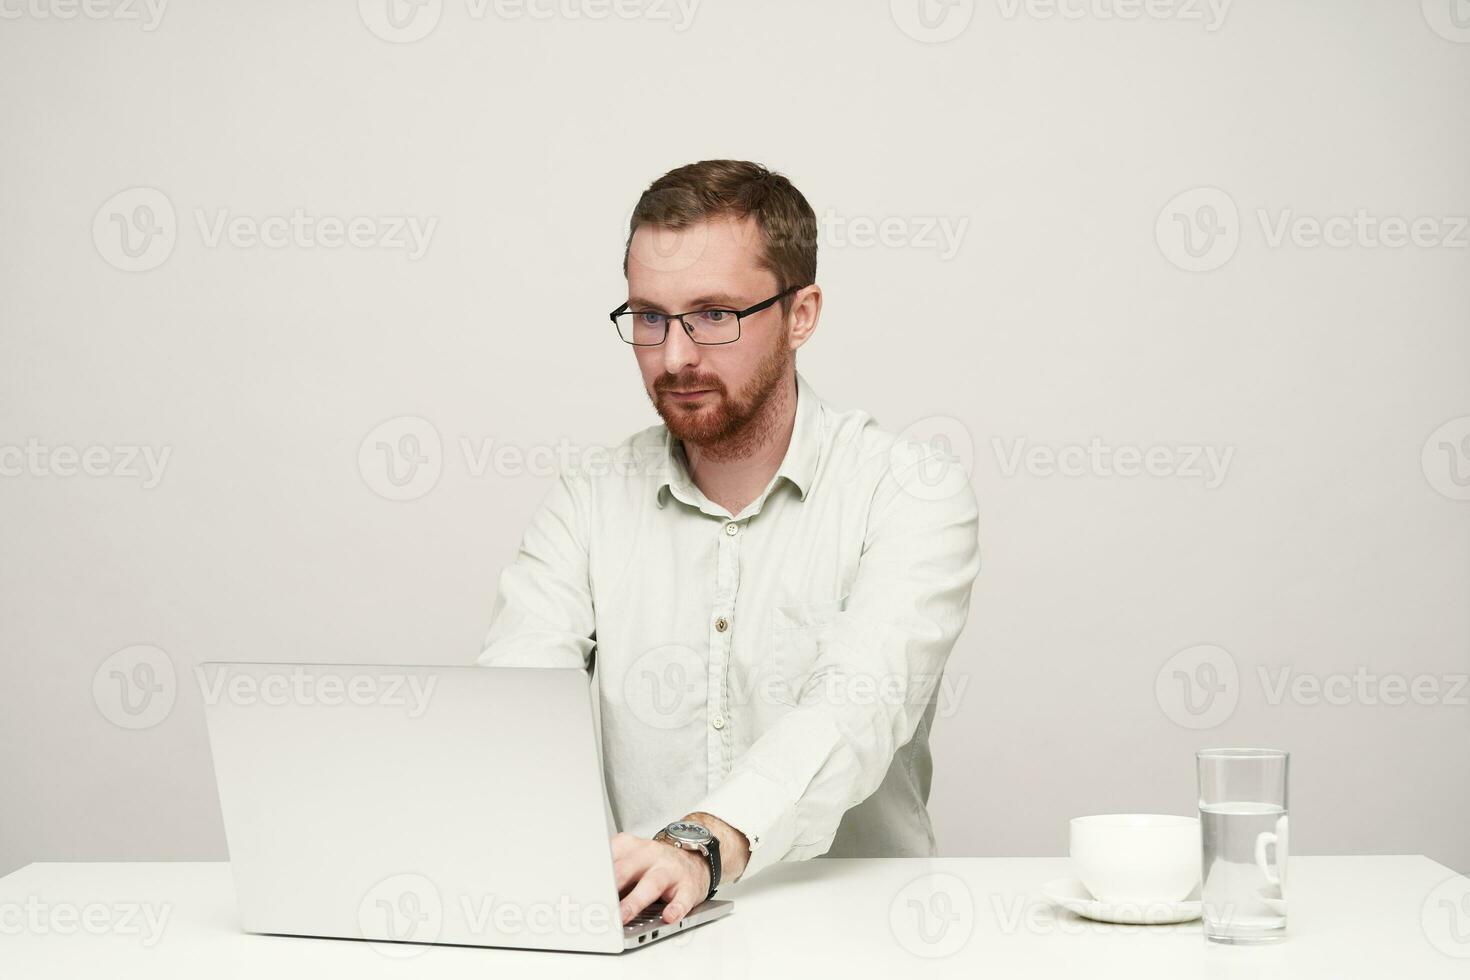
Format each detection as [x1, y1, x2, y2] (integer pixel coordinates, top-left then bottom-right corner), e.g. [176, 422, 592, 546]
[609, 285, 803, 347]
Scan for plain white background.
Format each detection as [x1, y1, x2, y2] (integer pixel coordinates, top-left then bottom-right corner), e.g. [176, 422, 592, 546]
[1, 0, 1467, 881]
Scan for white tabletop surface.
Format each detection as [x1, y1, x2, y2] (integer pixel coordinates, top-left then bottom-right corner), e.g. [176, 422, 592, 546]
[2, 856, 1467, 978]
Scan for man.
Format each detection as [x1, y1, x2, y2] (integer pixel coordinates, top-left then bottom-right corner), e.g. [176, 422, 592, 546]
[478, 160, 980, 929]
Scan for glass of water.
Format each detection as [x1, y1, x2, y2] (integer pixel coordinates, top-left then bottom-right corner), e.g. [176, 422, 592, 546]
[1197, 748, 1289, 945]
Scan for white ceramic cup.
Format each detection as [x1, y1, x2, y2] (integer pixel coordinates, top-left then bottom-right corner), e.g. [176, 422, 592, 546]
[1069, 813, 1201, 904]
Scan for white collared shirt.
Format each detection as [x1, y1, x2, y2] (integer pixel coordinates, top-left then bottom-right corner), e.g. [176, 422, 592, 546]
[478, 370, 980, 879]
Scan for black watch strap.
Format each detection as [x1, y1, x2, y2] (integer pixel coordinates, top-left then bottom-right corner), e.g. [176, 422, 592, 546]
[703, 833, 721, 902]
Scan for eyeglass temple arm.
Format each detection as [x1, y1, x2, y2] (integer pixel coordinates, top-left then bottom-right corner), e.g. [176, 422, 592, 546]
[611, 284, 804, 323]
[736, 284, 803, 317]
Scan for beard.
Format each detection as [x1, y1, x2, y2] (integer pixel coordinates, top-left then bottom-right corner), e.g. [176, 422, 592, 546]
[649, 331, 793, 458]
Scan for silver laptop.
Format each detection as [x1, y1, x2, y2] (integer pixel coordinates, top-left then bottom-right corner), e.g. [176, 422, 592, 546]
[202, 663, 733, 953]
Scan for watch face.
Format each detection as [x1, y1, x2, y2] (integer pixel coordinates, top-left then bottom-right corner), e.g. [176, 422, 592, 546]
[665, 820, 713, 845]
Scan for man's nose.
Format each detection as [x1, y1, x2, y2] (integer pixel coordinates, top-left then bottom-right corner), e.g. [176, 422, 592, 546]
[661, 318, 701, 374]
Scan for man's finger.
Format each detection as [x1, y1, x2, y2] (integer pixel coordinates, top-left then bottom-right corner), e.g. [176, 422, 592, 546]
[661, 875, 705, 924]
[619, 866, 673, 924]
[612, 839, 665, 894]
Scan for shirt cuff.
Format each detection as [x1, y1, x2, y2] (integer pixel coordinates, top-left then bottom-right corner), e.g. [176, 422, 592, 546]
[691, 768, 798, 881]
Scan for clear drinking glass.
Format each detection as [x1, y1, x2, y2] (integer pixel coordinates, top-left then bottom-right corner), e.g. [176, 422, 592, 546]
[1196, 748, 1289, 945]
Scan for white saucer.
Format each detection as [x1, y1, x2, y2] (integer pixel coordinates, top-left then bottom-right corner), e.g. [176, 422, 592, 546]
[1041, 878, 1202, 925]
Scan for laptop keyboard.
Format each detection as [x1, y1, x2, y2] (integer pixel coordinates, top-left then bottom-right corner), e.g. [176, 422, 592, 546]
[623, 902, 680, 942]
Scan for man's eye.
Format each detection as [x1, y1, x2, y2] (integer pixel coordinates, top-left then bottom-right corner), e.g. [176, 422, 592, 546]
[637, 312, 665, 325]
[696, 310, 729, 323]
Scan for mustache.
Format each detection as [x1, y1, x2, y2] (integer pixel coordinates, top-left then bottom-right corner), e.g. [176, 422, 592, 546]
[655, 374, 723, 394]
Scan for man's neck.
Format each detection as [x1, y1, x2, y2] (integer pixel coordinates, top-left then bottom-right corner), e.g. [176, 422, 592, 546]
[682, 374, 797, 518]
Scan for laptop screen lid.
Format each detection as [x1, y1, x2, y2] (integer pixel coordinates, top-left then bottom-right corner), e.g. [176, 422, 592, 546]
[203, 663, 625, 954]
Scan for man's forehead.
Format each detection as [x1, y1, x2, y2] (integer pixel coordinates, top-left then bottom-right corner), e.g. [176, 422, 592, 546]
[626, 213, 770, 290]
[633, 212, 760, 250]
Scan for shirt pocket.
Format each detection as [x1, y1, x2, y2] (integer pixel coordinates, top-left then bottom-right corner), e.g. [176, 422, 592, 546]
[769, 595, 850, 705]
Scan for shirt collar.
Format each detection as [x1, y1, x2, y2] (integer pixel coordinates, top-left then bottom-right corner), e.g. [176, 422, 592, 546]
[656, 369, 821, 509]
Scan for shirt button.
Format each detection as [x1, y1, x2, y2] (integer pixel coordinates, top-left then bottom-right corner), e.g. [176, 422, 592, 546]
[711, 715, 726, 730]
[724, 522, 738, 536]
[715, 617, 729, 633]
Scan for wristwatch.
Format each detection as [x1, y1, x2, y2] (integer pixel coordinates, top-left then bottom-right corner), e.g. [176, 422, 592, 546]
[654, 820, 721, 902]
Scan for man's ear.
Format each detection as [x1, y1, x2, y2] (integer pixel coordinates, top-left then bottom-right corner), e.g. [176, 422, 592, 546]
[787, 285, 823, 351]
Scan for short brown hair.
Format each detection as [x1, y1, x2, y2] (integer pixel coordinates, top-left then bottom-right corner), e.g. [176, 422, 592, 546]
[622, 160, 817, 313]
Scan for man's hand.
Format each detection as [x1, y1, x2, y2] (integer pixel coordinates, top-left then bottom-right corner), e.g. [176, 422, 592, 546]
[610, 813, 752, 925]
[610, 831, 709, 925]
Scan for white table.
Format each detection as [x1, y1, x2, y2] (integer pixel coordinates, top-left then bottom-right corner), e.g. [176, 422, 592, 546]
[2, 856, 1466, 978]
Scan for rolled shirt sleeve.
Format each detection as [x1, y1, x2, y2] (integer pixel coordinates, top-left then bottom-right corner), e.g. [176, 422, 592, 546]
[692, 448, 981, 880]
[477, 468, 597, 671]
